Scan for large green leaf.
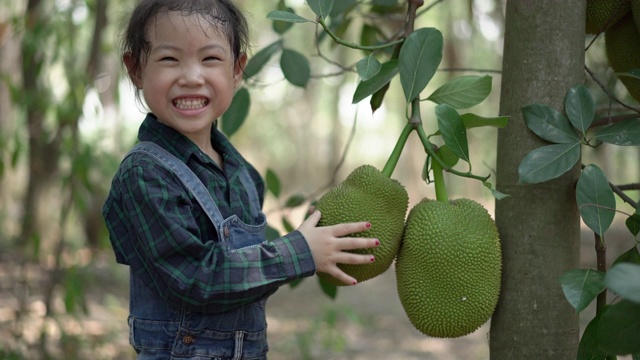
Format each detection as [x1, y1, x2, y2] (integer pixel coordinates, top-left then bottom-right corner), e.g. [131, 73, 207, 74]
[565, 84, 595, 137]
[613, 246, 640, 266]
[577, 312, 608, 360]
[595, 118, 640, 146]
[244, 40, 282, 79]
[352, 60, 398, 104]
[280, 49, 310, 87]
[598, 300, 640, 355]
[221, 87, 250, 137]
[518, 143, 581, 184]
[435, 104, 469, 163]
[626, 212, 640, 237]
[265, 168, 281, 197]
[605, 263, 640, 303]
[307, 0, 334, 19]
[398, 27, 443, 103]
[427, 75, 492, 109]
[265, 225, 280, 241]
[576, 164, 615, 236]
[559, 268, 606, 312]
[356, 54, 381, 81]
[272, 1, 295, 34]
[318, 276, 338, 299]
[266, 10, 312, 23]
[522, 104, 580, 144]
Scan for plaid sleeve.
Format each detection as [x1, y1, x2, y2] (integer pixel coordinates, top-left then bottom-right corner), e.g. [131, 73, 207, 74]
[119, 161, 315, 313]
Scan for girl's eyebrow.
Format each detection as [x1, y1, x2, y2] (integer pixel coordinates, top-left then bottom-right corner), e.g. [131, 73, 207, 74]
[151, 43, 228, 52]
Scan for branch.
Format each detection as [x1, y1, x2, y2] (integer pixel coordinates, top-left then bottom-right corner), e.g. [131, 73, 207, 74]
[585, 65, 640, 116]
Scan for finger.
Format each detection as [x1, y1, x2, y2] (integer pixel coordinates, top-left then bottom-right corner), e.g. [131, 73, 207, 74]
[335, 252, 376, 265]
[329, 221, 372, 237]
[320, 267, 358, 286]
[335, 237, 380, 251]
[300, 210, 321, 229]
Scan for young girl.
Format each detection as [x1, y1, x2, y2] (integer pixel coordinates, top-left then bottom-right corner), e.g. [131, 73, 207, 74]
[102, 1, 380, 359]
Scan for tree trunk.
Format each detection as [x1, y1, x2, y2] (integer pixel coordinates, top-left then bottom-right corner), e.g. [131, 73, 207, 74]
[490, 1, 585, 358]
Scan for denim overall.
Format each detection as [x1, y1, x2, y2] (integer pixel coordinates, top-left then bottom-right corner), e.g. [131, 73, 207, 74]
[126, 141, 269, 360]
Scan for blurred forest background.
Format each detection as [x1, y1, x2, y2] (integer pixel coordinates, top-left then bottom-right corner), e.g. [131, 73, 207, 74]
[0, 0, 638, 359]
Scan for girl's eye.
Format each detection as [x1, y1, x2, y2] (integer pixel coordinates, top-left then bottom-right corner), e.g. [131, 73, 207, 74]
[204, 56, 221, 62]
[160, 57, 178, 62]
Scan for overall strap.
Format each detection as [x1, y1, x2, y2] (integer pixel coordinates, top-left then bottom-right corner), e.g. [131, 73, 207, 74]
[127, 141, 225, 230]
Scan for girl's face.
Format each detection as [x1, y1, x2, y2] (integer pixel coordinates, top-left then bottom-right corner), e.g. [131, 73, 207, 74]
[127, 11, 245, 143]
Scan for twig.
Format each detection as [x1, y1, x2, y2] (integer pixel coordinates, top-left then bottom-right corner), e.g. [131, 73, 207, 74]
[584, 65, 640, 116]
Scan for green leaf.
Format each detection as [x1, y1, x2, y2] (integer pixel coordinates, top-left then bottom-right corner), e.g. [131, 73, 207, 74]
[605, 263, 640, 303]
[576, 165, 616, 236]
[356, 54, 381, 81]
[559, 269, 606, 312]
[577, 312, 608, 360]
[399, 27, 443, 103]
[626, 213, 640, 237]
[272, 1, 295, 34]
[285, 193, 306, 208]
[307, 0, 334, 19]
[289, 278, 304, 289]
[282, 217, 296, 233]
[522, 104, 580, 144]
[565, 84, 595, 137]
[518, 143, 581, 184]
[427, 75, 492, 109]
[318, 276, 338, 299]
[265, 225, 280, 241]
[613, 246, 640, 266]
[221, 87, 250, 137]
[244, 41, 282, 79]
[352, 60, 398, 104]
[595, 118, 640, 146]
[598, 300, 640, 355]
[266, 168, 281, 197]
[460, 113, 509, 130]
[436, 144, 459, 168]
[266, 10, 312, 23]
[483, 181, 510, 200]
[435, 104, 469, 163]
[280, 49, 311, 87]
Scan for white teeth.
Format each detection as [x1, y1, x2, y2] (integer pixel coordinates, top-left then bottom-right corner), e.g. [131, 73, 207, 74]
[174, 98, 207, 110]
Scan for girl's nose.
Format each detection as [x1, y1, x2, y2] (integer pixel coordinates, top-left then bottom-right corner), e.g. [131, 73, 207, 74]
[178, 65, 205, 87]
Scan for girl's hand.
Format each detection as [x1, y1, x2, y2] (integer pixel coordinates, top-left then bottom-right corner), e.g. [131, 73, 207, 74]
[297, 210, 380, 285]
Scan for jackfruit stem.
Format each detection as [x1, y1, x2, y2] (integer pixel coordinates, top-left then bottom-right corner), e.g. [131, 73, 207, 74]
[382, 122, 414, 178]
[431, 153, 449, 202]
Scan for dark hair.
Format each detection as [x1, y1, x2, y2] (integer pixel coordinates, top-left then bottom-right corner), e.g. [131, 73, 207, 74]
[121, 0, 249, 80]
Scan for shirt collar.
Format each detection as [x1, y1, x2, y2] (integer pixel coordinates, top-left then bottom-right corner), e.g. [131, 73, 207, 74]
[137, 113, 242, 166]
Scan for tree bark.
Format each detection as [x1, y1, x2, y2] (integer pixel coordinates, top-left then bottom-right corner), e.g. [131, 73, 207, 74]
[490, 1, 585, 358]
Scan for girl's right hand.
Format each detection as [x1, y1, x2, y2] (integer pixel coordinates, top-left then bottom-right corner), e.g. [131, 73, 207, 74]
[297, 210, 380, 285]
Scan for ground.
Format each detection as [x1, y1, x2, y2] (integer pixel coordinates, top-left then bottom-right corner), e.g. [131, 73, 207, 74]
[0, 224, 636, 359]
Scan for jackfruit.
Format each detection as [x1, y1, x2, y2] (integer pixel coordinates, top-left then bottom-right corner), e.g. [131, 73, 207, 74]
[396, 198, 501, 338]
[315, 164, 408, 286]
[586, 0, 630, 34]
[605, 13, 640, 101]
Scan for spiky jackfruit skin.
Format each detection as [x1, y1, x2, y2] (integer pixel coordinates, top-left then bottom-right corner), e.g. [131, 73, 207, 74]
[586, 0, 630, 34]
[315, 165, 408, 286]
[605, 13, 640, 101]
[396, 198, 501, 338]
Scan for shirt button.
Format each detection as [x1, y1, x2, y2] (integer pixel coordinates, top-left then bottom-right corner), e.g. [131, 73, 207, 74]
[183, 335, 196, 344]
[224, 226, 230, 238]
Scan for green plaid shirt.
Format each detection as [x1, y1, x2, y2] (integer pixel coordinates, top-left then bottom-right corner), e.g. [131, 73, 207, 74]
[103, 114, 315, 312]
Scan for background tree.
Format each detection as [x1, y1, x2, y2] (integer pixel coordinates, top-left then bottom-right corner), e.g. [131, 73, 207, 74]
[489, 1, 585, 358]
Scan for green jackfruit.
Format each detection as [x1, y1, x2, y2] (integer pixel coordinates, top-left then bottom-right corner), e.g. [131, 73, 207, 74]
[605, 13, 640, 101]
[586, 0, 630, 34]
[315, 164, 408, 286]
[396, 198, 501, 338]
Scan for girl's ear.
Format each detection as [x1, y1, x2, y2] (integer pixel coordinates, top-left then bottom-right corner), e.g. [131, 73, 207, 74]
[123, 52, 142, 88]
[233, 52, 248, 88]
